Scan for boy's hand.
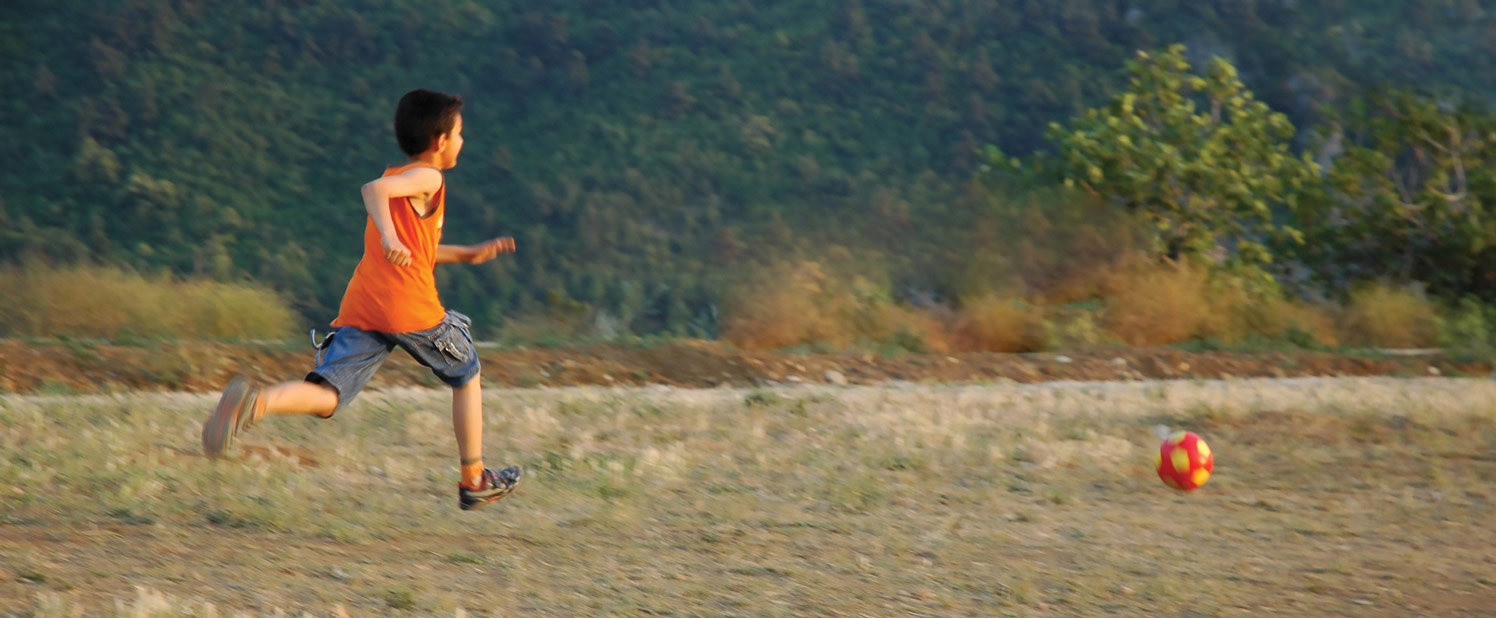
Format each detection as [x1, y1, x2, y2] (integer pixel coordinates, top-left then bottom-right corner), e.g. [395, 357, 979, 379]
[383, 237, 413, 267]
[465, 237, 516, 264]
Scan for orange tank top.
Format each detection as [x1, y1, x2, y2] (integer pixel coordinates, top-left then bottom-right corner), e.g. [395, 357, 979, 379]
[331, 162, 447, 333]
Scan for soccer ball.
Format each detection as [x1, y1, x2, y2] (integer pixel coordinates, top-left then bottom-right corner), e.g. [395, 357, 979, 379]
[1155, 431, 1213, 491]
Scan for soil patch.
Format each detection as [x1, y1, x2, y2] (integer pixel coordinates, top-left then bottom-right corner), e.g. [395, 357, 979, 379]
[0, 339, 1486, 394]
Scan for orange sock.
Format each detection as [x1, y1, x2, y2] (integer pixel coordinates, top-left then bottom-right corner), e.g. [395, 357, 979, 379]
[460, 460, 484, 489]
[251, 394, 267, 423]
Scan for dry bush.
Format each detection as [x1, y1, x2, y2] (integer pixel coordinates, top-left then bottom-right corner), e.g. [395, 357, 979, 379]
[1041, 306, 1110, 349]
[720, 260, 952, 351]
[1339, 283, 1439, 348]
[1192, 274, 1340, 347]
[175, 279, 299, 339]
[1226, 292, 1340, 348]
[1101, 261, 1218, 346]
[1101, 262, 1343, 348]
[719, 261, 848, 349]
[950, 295, 1047, 352]
[0, 265, 297, 340]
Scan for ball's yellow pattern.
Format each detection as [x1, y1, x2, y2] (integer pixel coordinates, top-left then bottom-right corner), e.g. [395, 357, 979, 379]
[1191, 468, 1210, 487]
[1170, 448, 1189, 476]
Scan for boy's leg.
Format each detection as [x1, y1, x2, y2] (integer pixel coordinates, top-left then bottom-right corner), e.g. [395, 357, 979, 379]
[202, 327, 389, 458]
[452, 374, 519, 510]
[393, 310, 520, 509]
[453, 373, 483, 466]
[262, 380, 339, 418]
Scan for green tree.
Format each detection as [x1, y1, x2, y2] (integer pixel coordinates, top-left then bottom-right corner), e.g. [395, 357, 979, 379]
[1015, 45, 1319, 269]
[1302, 92, 1496, 299]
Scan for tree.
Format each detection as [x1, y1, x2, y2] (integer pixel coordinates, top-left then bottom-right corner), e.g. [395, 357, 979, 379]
[1302, 91, 1496, 299]
[1013, 45, 1319, 269]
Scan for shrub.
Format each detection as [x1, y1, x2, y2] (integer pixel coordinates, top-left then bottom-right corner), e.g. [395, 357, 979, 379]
[0, 264, 297, 340]
[719, 260, 952, 352]
[1339, 283, 1439, 348]
[1262, 299, 1340, 349]
[719, 260, 848, 349]
[1101, 261, 1217, 346]
[1207, 274, 1340, 348]
[951, 295, 1047, 353]
[1437, 297, 1494, 353]
[1042, 305, 1110, 350]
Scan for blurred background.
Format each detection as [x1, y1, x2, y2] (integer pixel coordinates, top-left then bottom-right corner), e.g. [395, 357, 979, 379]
[3, 0, 1495, 353]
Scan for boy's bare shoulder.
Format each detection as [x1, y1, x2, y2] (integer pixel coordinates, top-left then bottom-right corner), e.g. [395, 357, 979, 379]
[371, 165, 444, 198]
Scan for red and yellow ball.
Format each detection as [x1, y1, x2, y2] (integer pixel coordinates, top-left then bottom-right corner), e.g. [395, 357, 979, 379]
[1155, 431, 1213, 491]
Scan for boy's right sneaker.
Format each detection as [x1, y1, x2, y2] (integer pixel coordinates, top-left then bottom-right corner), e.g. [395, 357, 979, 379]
[460, 466, 523, 510]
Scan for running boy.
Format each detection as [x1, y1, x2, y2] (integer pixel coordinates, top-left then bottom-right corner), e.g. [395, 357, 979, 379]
[202, 89, 522, 511]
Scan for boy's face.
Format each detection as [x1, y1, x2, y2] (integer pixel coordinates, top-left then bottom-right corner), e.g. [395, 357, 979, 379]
[438, 114, 465, 169]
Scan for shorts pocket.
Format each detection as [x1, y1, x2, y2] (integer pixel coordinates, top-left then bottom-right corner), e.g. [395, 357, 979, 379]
[429, 312, 473, 364]
[434, 333, 468, 364]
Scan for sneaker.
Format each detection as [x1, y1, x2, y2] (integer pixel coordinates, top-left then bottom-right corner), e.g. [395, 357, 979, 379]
[459, 466, 522, 510]
[202, 375, 261, 458]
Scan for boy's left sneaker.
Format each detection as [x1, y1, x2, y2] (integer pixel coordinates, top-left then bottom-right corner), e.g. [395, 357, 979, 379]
[459, 466, 523, 510]
[202, 375, 261, 458]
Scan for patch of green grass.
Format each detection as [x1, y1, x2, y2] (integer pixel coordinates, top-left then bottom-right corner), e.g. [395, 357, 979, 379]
[743, 389, 782, 408]
[36, 380, 81, 396]
[385, 587, 416, 610]
[105, 508, 156, 525]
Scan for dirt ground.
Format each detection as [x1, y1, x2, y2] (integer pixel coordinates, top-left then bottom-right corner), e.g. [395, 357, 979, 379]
[4, 380, 1495, 616]
[0, 338, 1486, 394]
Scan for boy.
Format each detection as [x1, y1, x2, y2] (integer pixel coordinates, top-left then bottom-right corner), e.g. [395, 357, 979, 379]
[202, 89, 522, 511]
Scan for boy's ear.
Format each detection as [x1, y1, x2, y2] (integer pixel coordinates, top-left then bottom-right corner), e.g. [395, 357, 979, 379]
[431, 132, 449, 154]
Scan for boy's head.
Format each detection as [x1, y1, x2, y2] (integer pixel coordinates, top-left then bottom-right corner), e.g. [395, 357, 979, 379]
[394, 89, 465, 168]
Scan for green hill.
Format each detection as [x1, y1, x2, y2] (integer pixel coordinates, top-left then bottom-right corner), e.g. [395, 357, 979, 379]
[4, 0, 1494, 335]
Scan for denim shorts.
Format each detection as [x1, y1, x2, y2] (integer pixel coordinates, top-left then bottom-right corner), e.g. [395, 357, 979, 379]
[306, 310, 481, 416]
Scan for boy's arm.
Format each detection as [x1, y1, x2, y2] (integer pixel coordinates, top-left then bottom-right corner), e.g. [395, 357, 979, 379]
[360, 167, 444, 267]
[436, 237, 516, 265]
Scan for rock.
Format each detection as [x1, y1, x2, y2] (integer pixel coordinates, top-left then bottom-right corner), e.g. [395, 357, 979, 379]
[824, 369, 848, 386]
[1055, 355, 1073, 364]
[1427, 366, 1441, 376]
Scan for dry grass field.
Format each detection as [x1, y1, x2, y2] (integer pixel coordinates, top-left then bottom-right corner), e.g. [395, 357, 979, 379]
[3, 378, 1495, 616]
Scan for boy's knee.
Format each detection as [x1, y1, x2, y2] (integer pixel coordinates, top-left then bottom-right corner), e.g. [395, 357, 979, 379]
[319, 383, 340, 419]
[304, 377, 342, 418]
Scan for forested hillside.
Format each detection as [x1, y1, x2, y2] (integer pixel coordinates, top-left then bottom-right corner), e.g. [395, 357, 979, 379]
[4, 0, 1495, 337]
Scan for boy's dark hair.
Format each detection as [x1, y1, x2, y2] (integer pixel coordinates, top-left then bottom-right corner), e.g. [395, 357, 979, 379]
[394, 89, 464, 156]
